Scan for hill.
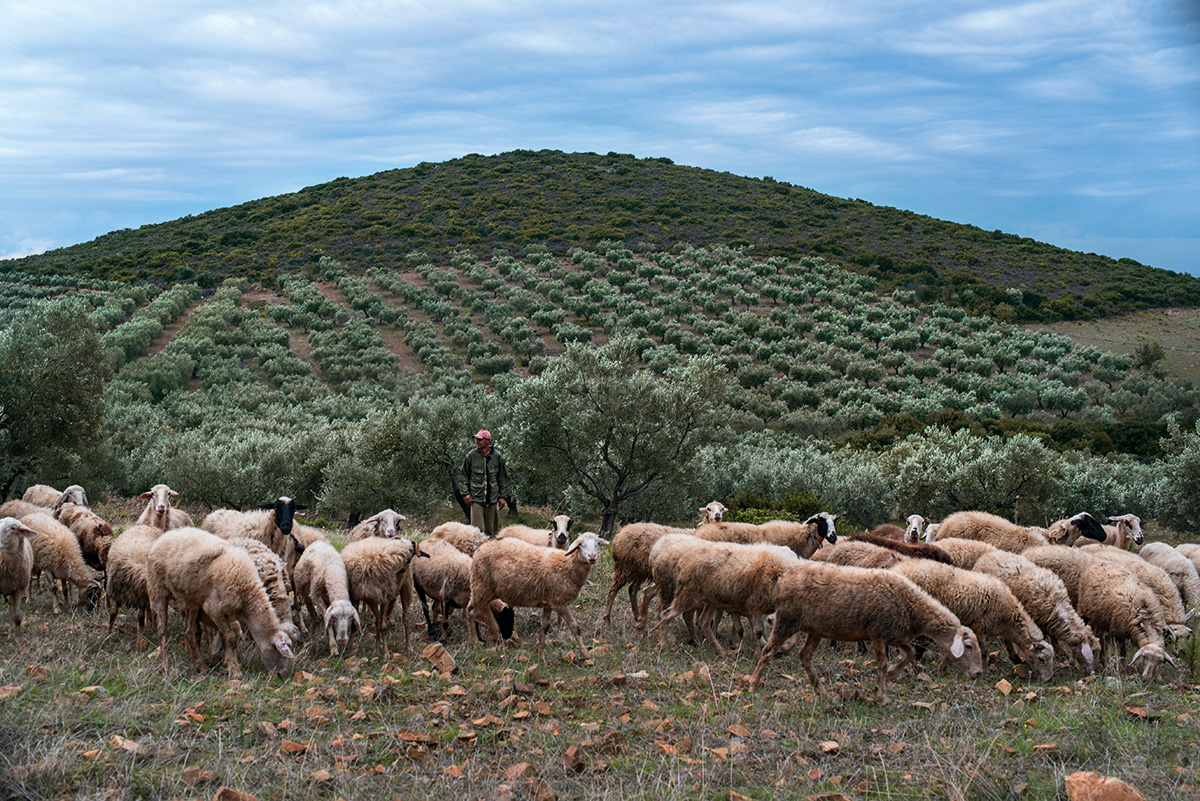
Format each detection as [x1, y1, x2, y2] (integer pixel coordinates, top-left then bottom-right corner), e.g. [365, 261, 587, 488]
[6, 150, 1200, 322]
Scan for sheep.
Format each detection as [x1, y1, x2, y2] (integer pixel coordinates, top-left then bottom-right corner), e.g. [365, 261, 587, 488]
[202, 496, 308, 575]
[938, 511, 1061, 553]
[846, 529, 955, 564]
[347, 509, 408, 543]
[293, 540, 361, 656]
[1040, 512, 1109, 546]
[498, 514, 574, 550]
[0, 500, 46, 520]
[657, 540, 803, 658]
[0, 517, 37, 642]
[971, 550, 1100, 674]
[1137, 542, 1200, 614]
[866, 524, 905, 540]
[467, 531, 609, 659]
[136, 484, 194, 531]
[226, 537, 302, 645]
[700, 501, 728, 523]
[23, 484, 88, 510]
[810, 539, 906, 569]
[923, 522, 941, 544]
[1079, 543, 1191, 639]
[428, 521, 488, 556]
[604, 520, 703, 627]
[21, 511, 101, 613]
[105, 524, 164, 644]
[748, 561, 984, 699]
[1076, 560, 1173, 680]
[647, 533, 705, 646]
[1021, 544, 1104, 607]
[933, 537, 1001, 570]
[1176, 544, 1200, 582]
[1081, 514, 1144, 549]
[147, 527, 294, 678]
[54, 502, 113, 571]
[411, 537, 514, 641]
[340, 536, 421, 653]
[694, 512, 839, 558]
[891, 558, 1055, 681]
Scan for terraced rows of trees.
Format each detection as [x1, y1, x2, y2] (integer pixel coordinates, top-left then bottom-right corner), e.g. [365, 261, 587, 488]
[3, 241, 1199, 534]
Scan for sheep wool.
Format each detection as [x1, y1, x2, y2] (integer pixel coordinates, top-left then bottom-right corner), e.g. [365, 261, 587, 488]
[428, 521, 488, 556]
[1077, 560, 1173, 680]
[294, 540, 360, 656]
[935, 511, 1050, 553]
[22, 511, 100, 614]
[55, 502, 113, 571]
[1137, 542, 1200, 614]
[1079, 543, 1191, 639]
[604, 522, 695, 627]
[0, 517, 38, 641]
[105, 524, 164, 644]
[341, 537, 419, 653]
[498, 514, 574, 550]
[695, 512, 838, 559]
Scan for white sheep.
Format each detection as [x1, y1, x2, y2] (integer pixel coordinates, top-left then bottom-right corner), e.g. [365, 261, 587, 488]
[748, 561, 984, 699]
[1021, 544, 1103, 607]
[428, 521, 488, 556]
[226, 537, 302, 645]
[1137, 542, 1200, 614]
[694, 512, 839, 558]
[498, 514, 574, 550]
[105, 524, 164, 644]
[467, 531, 608, 659]
[936, 511, 1056, 553]
[136, 484, 194, 531]
[22, 511, 101, 613]
[1175, 544, 1200, 582]
[1077, 559, 1173, 680]
[0, 500, 46, 520]
[54, 502, 113, 572]
[0, 517, 38, 642]
[202, 496, 309, 580]
[147, 527, 295, 678]
[902, 514, 928, 544]
[657, 539, 803, 658]
[1079, 543, 1191, 639]
[891, 558, 1055, 681]
[1083, 514, 1144, 549]
[971, 550, 1100, 674]
[347, 509, 408, 543]
[293, 539, 361, 656]
[22, 484, 88, 510]
[604, 521, 699, 628]
[411, 537, 515, 642]
[922, 522, 941, 544]
[647, 533, 705, 646]
[340, 536, 421, 652]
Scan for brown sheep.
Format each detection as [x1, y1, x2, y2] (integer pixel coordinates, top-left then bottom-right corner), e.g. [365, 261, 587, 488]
[341, 537, 421, 652]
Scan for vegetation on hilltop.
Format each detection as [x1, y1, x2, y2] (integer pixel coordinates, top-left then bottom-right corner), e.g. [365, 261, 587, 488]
[6, 150, 1199, 322]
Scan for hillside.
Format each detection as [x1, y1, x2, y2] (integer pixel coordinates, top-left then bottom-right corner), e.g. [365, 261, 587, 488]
[7, 150, 1200, 322]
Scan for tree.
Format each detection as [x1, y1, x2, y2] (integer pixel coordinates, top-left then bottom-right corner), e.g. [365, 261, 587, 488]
[507, 337, 732, 535]
[0, 302, 107, 500]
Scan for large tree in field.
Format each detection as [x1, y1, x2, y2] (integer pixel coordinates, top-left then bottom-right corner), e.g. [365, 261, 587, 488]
[508, 337, 732, 535]
[0, 302, 107, 501]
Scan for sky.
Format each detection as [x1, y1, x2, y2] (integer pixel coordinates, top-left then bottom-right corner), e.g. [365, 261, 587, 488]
[2, 0, 1198, 276]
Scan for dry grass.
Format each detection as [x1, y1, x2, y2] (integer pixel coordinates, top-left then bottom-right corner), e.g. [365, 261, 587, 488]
[1025, 307, 1200, 382]
[1, 513, 1198, 801]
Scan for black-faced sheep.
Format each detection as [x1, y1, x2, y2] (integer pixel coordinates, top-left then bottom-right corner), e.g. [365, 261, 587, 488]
[467, 531, 608, 659]
[293, 540, 361, 656]
[0, 517, 37, 642]
[347, 509, 408, 543]
[340, 536, 421, 653]
[202, 496, 308, 576]
[498, 514, 574, 550]
[748, 561, 984, 700]
[136, 484, 194, 531]
[22, 511, 101, 613]
[147, 527, 295, 678]
[694, 512, 839, 558]
[105, 524, 164, 644]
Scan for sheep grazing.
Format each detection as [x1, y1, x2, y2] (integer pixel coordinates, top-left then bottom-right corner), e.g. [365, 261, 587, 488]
[971, 550, 1100, 674]
[1079, 543, 1191, 639]
[1077, 560, 1173, 680]
[22, 511, 101, 613]
[347, 509, 408, 543]
[694, 512, 839, 559]
[341, 536, 421, 652]
[226, 537, 302, 646]
[1022, 544, 1104, 608]
[498, 514, 574, 550]
[846, 529, 955, 564]
[934, 538, 1001, 570]
[934, 511, 1053, 553]
[23, 484, 88, 510]
[0, 517, 37, 642]
[468, 531, 609, 659]
[810, 539, 906, 569]
[749, 562, 983, 700]
[1040, 512, 1109, 546]
[136, 484, 194, 531]
[105, 524, 164, 644]
[891, 559, 1056, 681]
[1138, 542, 1200, 614]
[54, 502, 113, 571]
[428, 521, 488, 556]
[147, 528, 294, 678]
[293, 540, 361, 656]
[657, 540, 803, 658]
[411, 537, 514, 641]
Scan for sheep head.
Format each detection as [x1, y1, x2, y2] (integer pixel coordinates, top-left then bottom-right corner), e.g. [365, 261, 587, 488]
[0, 516, 38, 546]
[903, 514, 926, 544]
[366, 509, 407, 539]
[699, 501, 727, 524]
[551, 514, 573, 548]
[1107, 514, 1144, 546]
[1131, 642, 1172, 681]
[325, 599, 361, 653]
[258, 496, 308, 538]
[566, 532, 608, 565]
[947, 625, 983, 680]
[140, 484, 179, 515]
[806, 512, 839, 544]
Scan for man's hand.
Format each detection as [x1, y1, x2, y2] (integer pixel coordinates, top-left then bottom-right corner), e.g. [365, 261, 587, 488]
[464, 494, 472, 504]
[498, 498, 507, 509]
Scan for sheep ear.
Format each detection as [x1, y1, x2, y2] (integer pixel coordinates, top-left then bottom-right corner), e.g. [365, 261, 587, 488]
[139, 492, 153, 500]
[365, 512, 383, 524]
[15, 522, 38, 538]
[296, 504, 309, 511]
[352, 608, 362, 631]
[1080, 642, 1093, 664]
[323, 606, 335, 629]
[566, 516, 573, 531]
[565, 539, 582, 555]
[169, 489, 179, 498]
[950, 633, 965, 658]
[257, 502, 274, 509]
[272, 631, 295, 659]
[210, 632, 225, 655]
[597, 537, 610, 547]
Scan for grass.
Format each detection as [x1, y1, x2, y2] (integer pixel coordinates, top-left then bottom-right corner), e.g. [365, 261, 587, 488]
[1026, 307, 1200, 383]
[2, 513, 1199, 800]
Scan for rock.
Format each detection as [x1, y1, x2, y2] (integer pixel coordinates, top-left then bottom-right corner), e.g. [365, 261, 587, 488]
[1064, 771, 1147, 801]
[422, 642, 457, 674]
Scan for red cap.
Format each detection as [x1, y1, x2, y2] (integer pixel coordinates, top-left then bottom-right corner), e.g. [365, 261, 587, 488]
[474, 429, 492, 441]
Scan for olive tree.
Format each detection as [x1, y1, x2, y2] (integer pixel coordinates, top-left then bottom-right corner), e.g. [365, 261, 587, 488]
[507, 337, 732, 535]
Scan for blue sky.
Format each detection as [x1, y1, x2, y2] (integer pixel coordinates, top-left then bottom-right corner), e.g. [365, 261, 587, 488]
[2, 1, 1198, 275]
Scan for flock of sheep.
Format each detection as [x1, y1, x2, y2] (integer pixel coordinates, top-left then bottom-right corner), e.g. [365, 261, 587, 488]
[1, 484, 1198, 703]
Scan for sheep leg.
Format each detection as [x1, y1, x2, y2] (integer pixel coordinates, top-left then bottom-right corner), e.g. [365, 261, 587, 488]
[537, 605, 551, 661]
[397, 586, 412, 651]
[106, 577, 119, 634]
[886, 642, 917, 680]
[48, 575, 62, 614]
[682, 609, 699, 645]
[151, 585, 171, 670]
[602, 572, 625, 623]
[558, 605, 590, 659]
[207, 611, 243, 679]
[697, 607, 727, 658]
[415, 584, 437, 639]
[798, 633, 831, 699]
[181, 608, 206, 672]
[637, 583, 659, 630]
[371, 602, 389, 653]
[655, 606, 682, 651]
[873, 640, 891, 702]
[6, 594, 21, 643]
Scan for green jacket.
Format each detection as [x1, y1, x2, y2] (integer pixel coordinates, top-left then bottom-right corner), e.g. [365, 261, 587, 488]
[456, 446, 510, 505]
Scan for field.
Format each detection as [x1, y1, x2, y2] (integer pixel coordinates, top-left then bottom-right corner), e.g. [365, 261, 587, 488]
[2, 505, 1198, 801]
